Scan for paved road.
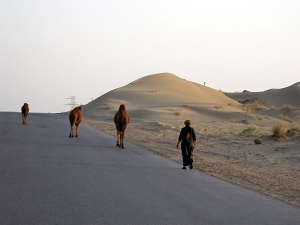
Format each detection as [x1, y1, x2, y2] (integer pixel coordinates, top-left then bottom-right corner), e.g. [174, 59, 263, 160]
[0, 112, 299, 225]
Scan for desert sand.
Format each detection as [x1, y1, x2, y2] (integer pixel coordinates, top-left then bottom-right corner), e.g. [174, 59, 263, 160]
[82, 73, 300, 207]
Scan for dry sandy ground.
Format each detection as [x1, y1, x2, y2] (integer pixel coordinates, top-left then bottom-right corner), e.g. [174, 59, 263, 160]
[81, 73, 300, 207]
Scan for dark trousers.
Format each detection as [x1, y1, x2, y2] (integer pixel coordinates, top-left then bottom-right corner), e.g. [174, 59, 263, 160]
[181, 145, 194, 166]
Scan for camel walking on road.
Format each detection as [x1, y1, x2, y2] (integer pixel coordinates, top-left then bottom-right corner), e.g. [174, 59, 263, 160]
[114, 104, 130, 148]
[69, 106, 82, 137]
[21, 103, 29, 125]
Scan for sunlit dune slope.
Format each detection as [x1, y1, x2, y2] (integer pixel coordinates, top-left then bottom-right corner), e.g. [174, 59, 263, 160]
[82, 73, 240, 121]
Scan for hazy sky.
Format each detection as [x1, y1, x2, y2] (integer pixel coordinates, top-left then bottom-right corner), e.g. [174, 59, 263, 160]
[1, 0, 299, 113]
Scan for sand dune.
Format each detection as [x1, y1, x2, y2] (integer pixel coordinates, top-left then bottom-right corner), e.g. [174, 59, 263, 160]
[82, 72, 300, 133]
[226, 82, 300, 125]
[226, 82, 300, 108]
[82, 72, 300, 207]
[91, 72, 238, 106]
[83, 73, 245, 122]
[83, 72, 297, 128]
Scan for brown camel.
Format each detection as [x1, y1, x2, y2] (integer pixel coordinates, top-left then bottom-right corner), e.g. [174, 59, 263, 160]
[69, 106, 82, 137]
[21, 103, 29, 125]
[114, 104, 130, 148]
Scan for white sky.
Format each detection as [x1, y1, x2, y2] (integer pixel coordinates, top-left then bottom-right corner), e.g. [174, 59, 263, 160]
[1, 0, 299, 113]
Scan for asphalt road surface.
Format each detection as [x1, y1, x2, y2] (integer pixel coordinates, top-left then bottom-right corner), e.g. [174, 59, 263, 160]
[0, 112, 299, 225]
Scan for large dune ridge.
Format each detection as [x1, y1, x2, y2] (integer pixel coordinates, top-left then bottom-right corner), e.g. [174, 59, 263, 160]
[83, 72, 298, 129]
[87, 72, 239, 107]
[82, 72, 300, 207]
[226, 82, 300, 108]
[84, 73, 252, 123]
[225, 82, 300, 125]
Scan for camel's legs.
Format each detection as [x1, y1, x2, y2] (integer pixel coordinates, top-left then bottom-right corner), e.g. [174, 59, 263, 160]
[75, 124, 80, 137]
[120, 131, 125, 149]
[116, 131, 120, 146]
[22, 114, 26, 124]
[69, 124, 74, 137]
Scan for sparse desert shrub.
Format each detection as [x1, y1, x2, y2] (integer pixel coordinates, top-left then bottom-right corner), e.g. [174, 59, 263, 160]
[254, 102, 269, 110]
[214, 105, 223, 109]
[294, 124, 300, 132]
[241, 127, 256, 135]
[254, 139, 262, 144]
[240, 106, 253, 113]
[204, 128, 211, 135]
[278, 114, 294, 123]
[219, 128, 227, 135]
[286, 124, 300, 137]
[272, 124, 286, 140]
[230, 129, 240, 135]
[279, 104, 295, 110]
[174, 109, 181, 116]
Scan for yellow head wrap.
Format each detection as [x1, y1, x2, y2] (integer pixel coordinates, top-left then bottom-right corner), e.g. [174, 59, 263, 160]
[184, 120, 191, 126]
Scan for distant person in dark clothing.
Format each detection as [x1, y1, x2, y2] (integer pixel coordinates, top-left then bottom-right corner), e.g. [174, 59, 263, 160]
[176, 120, 196, 169]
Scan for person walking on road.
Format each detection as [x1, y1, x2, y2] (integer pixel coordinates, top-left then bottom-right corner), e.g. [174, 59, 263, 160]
[176, 120, 196, 169]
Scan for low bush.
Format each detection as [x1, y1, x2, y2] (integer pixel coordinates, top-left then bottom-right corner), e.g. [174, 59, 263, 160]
[272, 124, 286, 140]
[254, 139, 262, 144]
[241, 127, 256, 135]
